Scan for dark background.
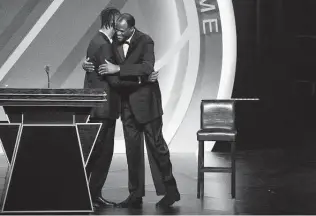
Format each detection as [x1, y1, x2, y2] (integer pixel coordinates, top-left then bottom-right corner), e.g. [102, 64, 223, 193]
[216, 0, 316, 151]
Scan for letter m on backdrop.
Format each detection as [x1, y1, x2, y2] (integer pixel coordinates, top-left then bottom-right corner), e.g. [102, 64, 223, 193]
[199, 0, 216, 12]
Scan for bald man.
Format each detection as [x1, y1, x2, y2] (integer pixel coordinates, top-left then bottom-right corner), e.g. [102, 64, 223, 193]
[99, 13, 180, 209]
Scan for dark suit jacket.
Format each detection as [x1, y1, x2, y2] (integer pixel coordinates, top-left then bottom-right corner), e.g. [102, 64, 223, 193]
[84, 32, 140, 120]
[112, 29, 164, 124]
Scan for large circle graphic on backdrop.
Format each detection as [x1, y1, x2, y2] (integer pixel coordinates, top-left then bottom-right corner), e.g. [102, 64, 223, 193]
[114, 0, 237, 153]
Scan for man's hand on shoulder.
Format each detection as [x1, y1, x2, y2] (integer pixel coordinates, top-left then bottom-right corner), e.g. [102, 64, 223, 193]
[98, 59, 120, 76]
[82, 57, 95, 73]
[148, 71, 159, 82]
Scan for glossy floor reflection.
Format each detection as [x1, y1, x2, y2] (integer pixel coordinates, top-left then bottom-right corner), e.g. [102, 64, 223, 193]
[0, 145, 315, 215]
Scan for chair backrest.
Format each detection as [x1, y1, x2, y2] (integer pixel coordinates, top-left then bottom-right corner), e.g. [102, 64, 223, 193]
[200, 100, 236, 130]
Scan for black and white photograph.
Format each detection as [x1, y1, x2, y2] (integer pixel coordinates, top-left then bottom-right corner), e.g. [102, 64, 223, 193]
[0, 0, 315, 215]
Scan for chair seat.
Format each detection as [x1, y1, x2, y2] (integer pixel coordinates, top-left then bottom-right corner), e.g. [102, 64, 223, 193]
[197, 128, 236, 141]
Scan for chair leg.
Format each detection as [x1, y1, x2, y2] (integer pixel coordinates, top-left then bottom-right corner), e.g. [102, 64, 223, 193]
[197, 140, 204, 199]
[231, 141, 236, 199]
[197, 141, 201, 199]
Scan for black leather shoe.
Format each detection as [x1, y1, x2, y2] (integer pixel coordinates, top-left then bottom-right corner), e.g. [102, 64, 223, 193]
[116, 195, 143, 209]
[94, 196, 116, 207]
[156, 189, 180, 208]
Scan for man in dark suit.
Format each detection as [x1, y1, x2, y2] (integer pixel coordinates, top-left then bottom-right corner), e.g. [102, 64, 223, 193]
[83, 8, 165, 209]
[99, 13, 180, 208]
[83, 7, 128, 209]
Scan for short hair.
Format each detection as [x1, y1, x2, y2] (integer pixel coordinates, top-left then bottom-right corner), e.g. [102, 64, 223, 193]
[118, 13, 135, 28]
[100, 7, 120, 28]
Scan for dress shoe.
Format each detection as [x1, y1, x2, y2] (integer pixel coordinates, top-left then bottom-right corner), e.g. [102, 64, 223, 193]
[116, 195, 143, 209]
[94, 196, 116, 207]
[156, 188, 180, 208]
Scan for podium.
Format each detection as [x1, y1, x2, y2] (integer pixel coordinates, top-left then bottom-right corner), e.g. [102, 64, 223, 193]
[0, 88, 106, 214]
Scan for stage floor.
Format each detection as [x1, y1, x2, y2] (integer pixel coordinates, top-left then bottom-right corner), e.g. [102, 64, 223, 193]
[0, 147, 315, 215]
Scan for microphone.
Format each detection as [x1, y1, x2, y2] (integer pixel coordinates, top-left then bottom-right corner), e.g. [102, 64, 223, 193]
[44, 65, 51, 88]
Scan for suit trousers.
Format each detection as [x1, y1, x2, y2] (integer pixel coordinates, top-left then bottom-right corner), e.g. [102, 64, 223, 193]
[86, 117, 166, 201]
[121, 100, 177, 198]
[86, 118, 116, 200]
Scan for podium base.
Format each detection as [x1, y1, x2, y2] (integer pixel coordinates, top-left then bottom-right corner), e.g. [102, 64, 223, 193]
[0, 124, 100, 213]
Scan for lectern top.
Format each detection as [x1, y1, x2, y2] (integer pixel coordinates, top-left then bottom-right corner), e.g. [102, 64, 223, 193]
[0, 88, 106, 96]
[0, 88, 106, 106]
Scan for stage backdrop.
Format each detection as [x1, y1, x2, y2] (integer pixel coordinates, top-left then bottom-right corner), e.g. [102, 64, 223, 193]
[0, 0, 236, 153]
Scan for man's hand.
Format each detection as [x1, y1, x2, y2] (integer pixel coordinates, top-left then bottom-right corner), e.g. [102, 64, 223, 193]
[148, 71, 159, 82]
[98, 59, 120, 75]
[82, 57, 95, 73]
